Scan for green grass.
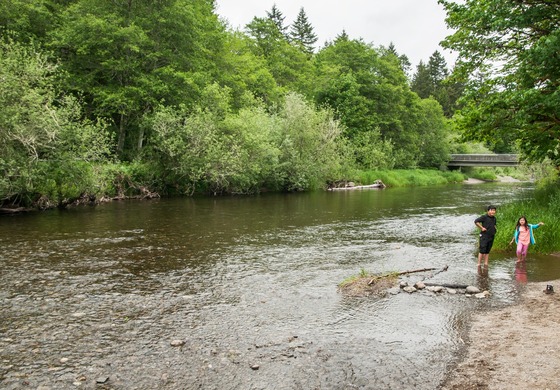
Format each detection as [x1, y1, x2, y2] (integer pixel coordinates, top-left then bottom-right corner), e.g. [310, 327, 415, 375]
[355, 169, 466, 187]
[492, 182, 560, 254]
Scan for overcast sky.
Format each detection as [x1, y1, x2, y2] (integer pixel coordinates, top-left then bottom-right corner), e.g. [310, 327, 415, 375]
[215, 0, 457, 69]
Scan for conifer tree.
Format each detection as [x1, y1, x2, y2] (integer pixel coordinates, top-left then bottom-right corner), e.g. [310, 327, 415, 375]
[266, 4, 288, 38]
[289, 7, 318, 55]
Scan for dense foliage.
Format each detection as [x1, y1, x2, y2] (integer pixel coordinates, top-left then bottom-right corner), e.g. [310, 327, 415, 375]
[439, 0, 560, 164]
[1, 1, 462, 208]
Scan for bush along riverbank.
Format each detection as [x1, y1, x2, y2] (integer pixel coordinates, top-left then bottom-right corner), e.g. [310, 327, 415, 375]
[1, 165, 470, 213]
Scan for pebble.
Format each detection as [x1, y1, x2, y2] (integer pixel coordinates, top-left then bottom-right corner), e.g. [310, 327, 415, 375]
[403, 286, 417, 293]
[170, 340, 185, 347]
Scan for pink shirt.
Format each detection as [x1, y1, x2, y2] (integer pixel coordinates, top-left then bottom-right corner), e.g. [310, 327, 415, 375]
[518, 226, 530, 245]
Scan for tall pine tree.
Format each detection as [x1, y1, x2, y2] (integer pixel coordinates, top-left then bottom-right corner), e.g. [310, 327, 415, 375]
[289, 7, 318, 55]
[266, 4, 288, 38]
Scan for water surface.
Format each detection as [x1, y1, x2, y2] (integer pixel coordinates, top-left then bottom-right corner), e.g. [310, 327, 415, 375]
[1, 182, 557, 389]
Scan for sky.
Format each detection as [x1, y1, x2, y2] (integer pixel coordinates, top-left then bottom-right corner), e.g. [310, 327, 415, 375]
[214, 0, 458, 69]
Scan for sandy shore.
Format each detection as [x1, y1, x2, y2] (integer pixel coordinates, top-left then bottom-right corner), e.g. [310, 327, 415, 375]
[441, 279, 560, 390]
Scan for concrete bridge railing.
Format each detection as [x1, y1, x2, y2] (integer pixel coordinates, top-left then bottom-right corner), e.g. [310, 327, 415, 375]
[448, 154, 519, 167]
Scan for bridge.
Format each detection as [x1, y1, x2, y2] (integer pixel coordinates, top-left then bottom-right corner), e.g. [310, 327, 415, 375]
[448, 154, 519, 167]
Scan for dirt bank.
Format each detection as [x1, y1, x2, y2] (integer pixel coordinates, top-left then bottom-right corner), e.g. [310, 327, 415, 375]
[441, 279, 560, 390]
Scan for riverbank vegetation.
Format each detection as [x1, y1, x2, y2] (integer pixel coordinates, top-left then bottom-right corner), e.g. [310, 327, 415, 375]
[493, 175, 560, 255]
[1, 1, 558, 213]
[0, 1, 460, 209]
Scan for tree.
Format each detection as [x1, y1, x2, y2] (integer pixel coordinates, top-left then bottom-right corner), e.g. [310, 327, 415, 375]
[245, 17, 313, 93]
[386, 42, 411, 76]
[314, 37, 450, 169]
[439, 0, 560, 164]
[0, 0, 63, 42]
[214, 31, 282, 109]
[266, 4, 288, 38]
[289, 7, 318, 55]
[411, 61, 433, 99]
[49, 0, 224, 160]
[412, 51, 462, 117]
[0, 37, 111, 206]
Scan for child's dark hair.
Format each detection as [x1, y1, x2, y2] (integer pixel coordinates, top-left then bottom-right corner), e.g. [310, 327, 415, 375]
[515, 215, 529, 230]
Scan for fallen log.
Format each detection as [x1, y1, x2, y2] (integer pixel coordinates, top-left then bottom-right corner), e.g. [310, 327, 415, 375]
[423, 282, 470, 290]
[368, 266, 446, 285]
[0, 207, 27, 214]
[329, 180, 386, 191]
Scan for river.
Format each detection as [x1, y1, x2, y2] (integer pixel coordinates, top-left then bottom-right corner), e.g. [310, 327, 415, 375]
[1, 182, 558, 389]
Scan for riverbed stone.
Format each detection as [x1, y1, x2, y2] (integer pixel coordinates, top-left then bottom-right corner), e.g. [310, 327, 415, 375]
[96, 376, 109, 384]
[170, 339, 185, 347]
[426, 286, 444, 293]
[465, 286, 481, 294]
[414, 282, 426, 290]
[475, 291, 490, 299]
[403, 286, 417, 293]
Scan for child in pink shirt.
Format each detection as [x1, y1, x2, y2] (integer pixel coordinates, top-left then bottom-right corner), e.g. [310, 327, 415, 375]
[509, 216, 544, 263]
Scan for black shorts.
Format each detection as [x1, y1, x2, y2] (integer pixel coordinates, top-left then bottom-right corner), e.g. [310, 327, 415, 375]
[479, 234, 494, 254]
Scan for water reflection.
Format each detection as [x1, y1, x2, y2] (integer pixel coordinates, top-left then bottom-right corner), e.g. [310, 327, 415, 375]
[514, 261, 528, 284]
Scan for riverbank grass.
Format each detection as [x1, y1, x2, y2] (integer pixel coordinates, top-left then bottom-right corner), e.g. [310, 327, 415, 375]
[355, 169, 466, 187]
[493, 184, 560, 254]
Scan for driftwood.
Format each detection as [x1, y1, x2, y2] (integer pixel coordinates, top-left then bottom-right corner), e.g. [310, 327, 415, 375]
[367, 265, 449, 285]
[423, 282, 470, 289]
[329, 180, 386, 191]
[0, 207, 27, 214]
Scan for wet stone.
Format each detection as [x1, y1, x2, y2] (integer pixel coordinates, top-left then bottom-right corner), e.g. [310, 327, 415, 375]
[466, 286, 481, 294]
[96, 376, 109, 384]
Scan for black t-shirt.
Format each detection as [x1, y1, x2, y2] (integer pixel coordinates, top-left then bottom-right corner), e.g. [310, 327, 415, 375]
[474, 214, 497, 236]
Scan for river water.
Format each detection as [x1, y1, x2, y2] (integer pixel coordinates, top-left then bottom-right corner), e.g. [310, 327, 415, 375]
[1, 182, 558, 389]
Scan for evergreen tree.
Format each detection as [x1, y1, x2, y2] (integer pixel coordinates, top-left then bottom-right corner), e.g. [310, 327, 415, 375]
[266, 4, 288, 38]
[386, 42, 411, 77]
[427, 51, 448, 86]
[289, 7, 318, 55]
[411, 51, 461, 117]
[411, 61, 434, 99]
[335, 30, 349, 43]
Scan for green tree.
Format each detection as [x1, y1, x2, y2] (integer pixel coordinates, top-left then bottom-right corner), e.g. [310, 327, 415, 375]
[412, 51, 462, 117]
[439, 0, 560, 164]
[275, 93, 345, 190]
[214, 31, 282, 109]
[386, 42, 411, 77]
[0, 0, 62, 42]
[245, 16, 313, 93]
[288, 7, 318, 55]
[147, 92, 346, 194]
[0, 37, 111, 207]
[411, 61, 433, 98]
[49, 0, 224, 159]
[266, 4, 288, 38]
[314, 37, 451, 169]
